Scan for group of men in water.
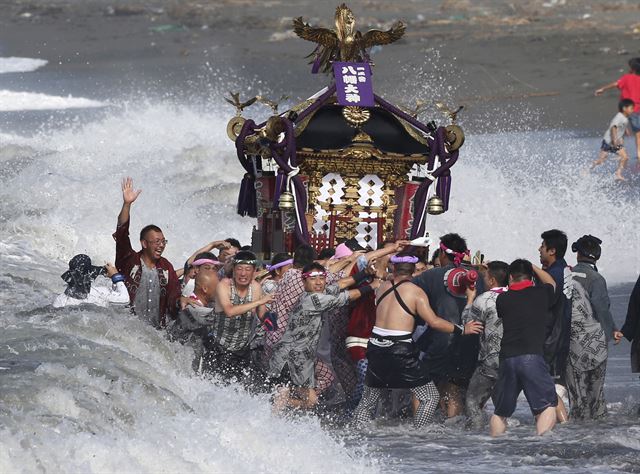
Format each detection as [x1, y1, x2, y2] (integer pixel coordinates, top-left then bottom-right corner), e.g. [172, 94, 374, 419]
[54, 177, 640, 436]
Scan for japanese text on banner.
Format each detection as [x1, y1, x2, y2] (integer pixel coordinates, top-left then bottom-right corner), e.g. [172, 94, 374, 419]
[333, 62, 374, 107]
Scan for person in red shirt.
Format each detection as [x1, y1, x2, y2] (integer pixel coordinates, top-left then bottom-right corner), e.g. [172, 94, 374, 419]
[113, 177, 181, 329]
[595, 57, 640, 165]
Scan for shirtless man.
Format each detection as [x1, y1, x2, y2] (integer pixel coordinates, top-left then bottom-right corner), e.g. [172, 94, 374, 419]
[202, 251, 275, 382]
[354, 253, 483, 429]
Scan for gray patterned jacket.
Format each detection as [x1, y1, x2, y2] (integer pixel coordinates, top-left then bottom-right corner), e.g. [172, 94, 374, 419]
[269, 284, 350, 387]
[568, 263, 610, 372]
[461, 288, 505, 379]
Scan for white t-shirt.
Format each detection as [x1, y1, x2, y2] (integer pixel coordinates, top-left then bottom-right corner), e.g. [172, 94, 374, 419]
[604, 112, 629, 145]
[53, 281, 130, 308]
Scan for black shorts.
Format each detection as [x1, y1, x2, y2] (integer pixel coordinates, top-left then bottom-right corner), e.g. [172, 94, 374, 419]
[601, 140, 622, 153]
[365, 338, 431, 389]
[492, 354, 558, 417]
[201, 341, 253, 381]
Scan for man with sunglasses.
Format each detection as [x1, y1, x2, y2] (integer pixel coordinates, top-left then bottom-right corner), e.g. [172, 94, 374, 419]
[113, 177, 181, 329]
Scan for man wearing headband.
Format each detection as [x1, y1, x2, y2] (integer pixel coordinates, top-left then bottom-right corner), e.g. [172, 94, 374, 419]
[354, 252, 483, 429]
[169, 271, 220, 371]
[201, 250, 274, 382]
[346, 240, 410, 407]
[113, 177, 181, 329]
[180, 251, 223, 299]
[265, 245, 338, 396]
[412, 233, 474, 418]
[53, 255, 129, 308]
[565, 235, 621, 420]
[269, 262, 376, 412]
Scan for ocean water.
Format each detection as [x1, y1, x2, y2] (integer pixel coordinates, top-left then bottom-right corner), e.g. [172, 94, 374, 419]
[1, 57, 639, 473]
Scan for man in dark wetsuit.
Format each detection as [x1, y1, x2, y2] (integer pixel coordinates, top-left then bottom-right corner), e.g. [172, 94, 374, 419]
[114, 177, 181, 329]
[354, 253, 482, 429]
[412, 233, 474, 417]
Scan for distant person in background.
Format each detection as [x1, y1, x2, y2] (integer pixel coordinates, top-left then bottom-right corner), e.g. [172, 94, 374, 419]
[113, 177, 181, 329]
[428, 248, 441, 269]
[591, 99, 635, 180]
[595, 57, 640, 162]
[413, 260, 428, 277]
[53, 255, 128, 308]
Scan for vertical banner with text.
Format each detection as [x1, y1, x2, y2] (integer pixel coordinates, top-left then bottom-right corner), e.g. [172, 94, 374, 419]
[333, 62, 374, 107]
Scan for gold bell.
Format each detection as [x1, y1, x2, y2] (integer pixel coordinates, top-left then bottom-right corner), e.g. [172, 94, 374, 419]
[427, 195, 445, 215]
[278, 191, 295, 210]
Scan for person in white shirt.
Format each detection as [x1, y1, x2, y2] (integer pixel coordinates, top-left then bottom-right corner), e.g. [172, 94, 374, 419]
[53, 254, 129, 308]
[591, 99, 635, 181]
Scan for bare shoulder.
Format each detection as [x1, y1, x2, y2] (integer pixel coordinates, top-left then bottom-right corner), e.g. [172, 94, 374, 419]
[251, 280, 263, 294]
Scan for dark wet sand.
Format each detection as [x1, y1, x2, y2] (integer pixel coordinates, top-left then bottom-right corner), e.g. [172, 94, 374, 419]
[0, 0, 639, 133]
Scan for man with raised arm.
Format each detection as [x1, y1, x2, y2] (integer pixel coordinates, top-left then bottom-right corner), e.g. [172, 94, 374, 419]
[354, 253, 483, 429]
[113, 177, 180, 329]
[202, 250, 275, 382]
[490, 259, 559, 437]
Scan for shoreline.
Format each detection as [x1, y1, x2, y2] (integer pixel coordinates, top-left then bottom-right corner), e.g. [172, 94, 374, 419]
[0, 1, 639, 134]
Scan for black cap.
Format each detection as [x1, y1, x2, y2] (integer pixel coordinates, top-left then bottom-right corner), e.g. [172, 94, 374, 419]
[571, 234, 602, 261]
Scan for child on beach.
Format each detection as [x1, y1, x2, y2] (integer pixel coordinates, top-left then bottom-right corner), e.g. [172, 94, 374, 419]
[591, 99, 635, 181]
[595, 57, 640, 161]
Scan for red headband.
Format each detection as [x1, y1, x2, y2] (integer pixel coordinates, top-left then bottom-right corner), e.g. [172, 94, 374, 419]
[439, 242, 470, 267]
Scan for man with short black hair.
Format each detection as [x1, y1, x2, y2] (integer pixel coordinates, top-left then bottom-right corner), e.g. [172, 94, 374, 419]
[462, 261, 509, 428]
[490, 259, 558, 437]
[539, 229, 571, 422]
[413, 233, 472, 417]
[113, 177, 180, 329]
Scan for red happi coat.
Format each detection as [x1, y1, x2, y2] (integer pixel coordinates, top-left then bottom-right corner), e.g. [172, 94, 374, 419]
[113, 220, 180, 328]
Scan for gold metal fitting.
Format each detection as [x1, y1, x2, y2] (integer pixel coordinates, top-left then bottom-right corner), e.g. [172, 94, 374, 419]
[427, 195, 445, 215]
[278, 191, 296, 210]
[444, 124, 465, 152]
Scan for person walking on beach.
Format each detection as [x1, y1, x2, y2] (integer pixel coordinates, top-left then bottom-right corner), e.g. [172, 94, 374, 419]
[591, 99, 635, 181]
[490, 259, 558, 437]
[595, 57, 640, 163]
[113, 177, 181, 329]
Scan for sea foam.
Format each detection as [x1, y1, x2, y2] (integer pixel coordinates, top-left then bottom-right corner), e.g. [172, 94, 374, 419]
[0, 56, 48, 74]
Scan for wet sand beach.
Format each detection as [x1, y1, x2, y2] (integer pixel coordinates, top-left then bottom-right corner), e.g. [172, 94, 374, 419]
[1, 0, 639, 132]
